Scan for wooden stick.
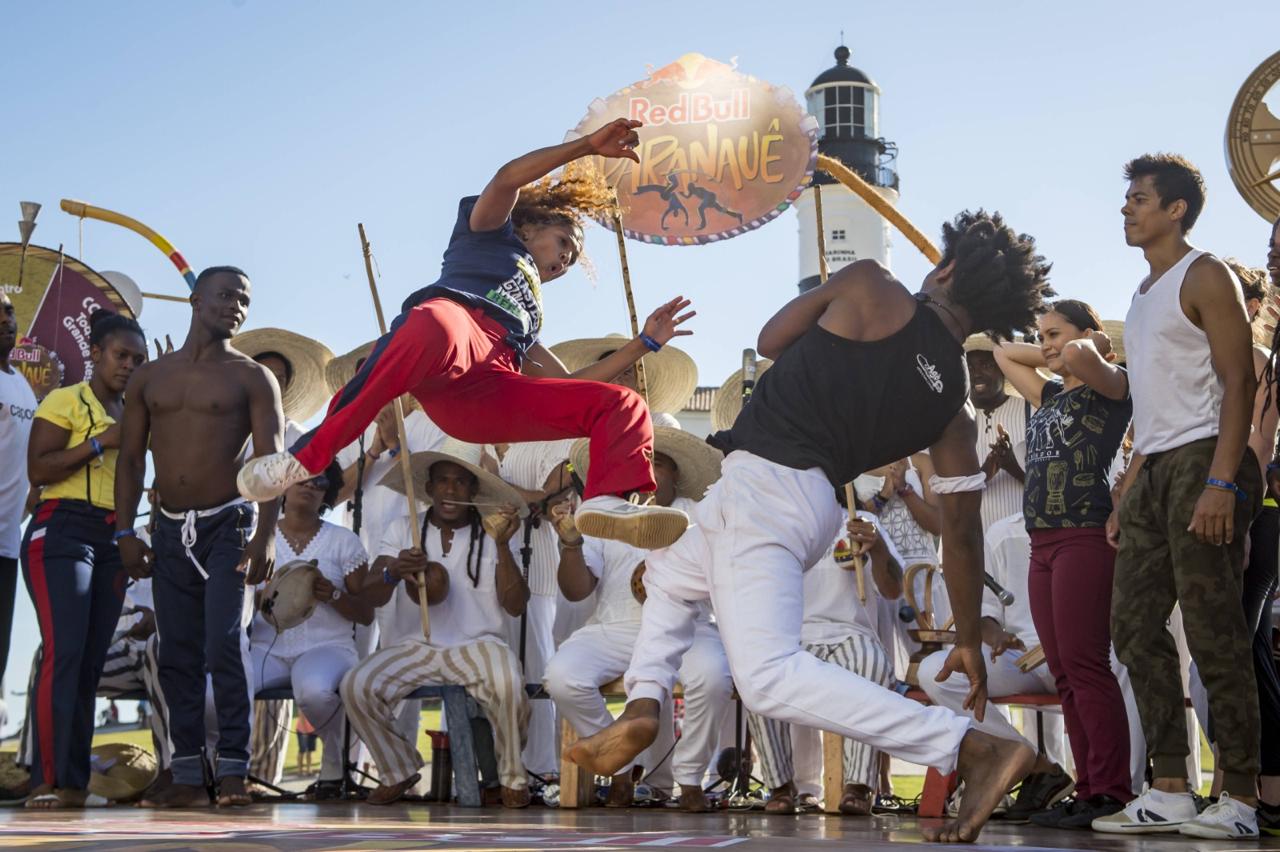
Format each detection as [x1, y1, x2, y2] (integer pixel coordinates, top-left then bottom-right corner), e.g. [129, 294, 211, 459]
[359, 223, 430, 640]
[609, 194, 649, 406]
[817, 184, 867, 602]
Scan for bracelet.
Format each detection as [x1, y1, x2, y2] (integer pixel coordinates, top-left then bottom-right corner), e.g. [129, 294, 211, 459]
[382, 565, 397, 585]
[871, 494, 888, 510]
[388, 447, 400, 459]
[1205, 478, 1247, 502]
[896, 485, 913, 498]
[89, 437, 104, 458]
[113, 529, 137, 543]
[639, 333, 662, 353]
[561, 538, 584, 549]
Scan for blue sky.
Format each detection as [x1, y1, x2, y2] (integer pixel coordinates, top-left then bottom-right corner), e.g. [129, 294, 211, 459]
[1, 0, 1275, 727]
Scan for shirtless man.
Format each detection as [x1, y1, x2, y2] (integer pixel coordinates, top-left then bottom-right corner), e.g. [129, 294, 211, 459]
[568, 211, 1054, 843]
[114, 266, 283, 808]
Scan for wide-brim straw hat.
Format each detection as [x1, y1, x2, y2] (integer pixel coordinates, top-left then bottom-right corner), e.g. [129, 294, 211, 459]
[232, 328, 334, 422]
[379, 437, 526, 515]
[570, 425, 723, 502]
[550, 334, 697, 416]
[710, 361, 773, 432]
[1100, 320, 1125, 364]
[962, 334, 1021, 398]
[326, 340, 421, 413]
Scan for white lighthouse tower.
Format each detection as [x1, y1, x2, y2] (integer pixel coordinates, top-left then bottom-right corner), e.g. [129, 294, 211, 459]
[795, 45, 900, 292]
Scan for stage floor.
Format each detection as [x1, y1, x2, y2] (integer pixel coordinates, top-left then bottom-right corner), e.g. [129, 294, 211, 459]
[1, 803, 1278, 851]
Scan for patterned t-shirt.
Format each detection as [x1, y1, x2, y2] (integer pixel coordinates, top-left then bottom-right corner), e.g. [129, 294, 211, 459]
[1024, 377, 1132, 530]
[402, 196, 543, 362]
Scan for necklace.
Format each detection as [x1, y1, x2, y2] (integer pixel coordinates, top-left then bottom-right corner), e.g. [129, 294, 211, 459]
[278, 520, 321, 556]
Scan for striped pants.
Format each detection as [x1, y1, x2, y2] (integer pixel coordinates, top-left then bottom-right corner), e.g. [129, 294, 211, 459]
[248, 699, 293, 785]
[748, 633, 892, 791]
[340, 638, 530, 789]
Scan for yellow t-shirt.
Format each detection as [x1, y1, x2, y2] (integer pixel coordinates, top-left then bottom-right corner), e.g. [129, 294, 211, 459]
[35, 382, 117, 510]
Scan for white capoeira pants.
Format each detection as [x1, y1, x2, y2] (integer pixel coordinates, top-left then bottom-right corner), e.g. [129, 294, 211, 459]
[506, 593, 558, 775]
[917, 645, 1067, 769]
[546, 619, 732, 787]
[341, 638, 530, 789]
[626, 451, 972, 774]
[24, 634, 174, 770]
[251, 643, 357, 781]
[749, 632, 893, 790]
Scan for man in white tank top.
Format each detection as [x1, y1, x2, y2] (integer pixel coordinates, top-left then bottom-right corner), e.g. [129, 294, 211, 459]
[1105, 154, 1263, 840]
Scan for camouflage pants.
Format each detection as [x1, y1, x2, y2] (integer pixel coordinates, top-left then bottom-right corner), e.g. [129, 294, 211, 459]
[1112, 437, 1261, 796]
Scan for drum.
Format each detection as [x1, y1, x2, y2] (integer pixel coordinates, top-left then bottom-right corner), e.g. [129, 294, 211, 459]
[260, 559, 322, 631]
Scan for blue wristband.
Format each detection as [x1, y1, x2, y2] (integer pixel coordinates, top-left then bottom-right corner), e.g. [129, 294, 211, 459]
[89, 437, 104, 458]
[1206, 478, 1247, 502]
[113, 529, 137, 543]
[382, 565, 396, 585]
[639, 333, 662, 353]
[388, 447, 400, 459]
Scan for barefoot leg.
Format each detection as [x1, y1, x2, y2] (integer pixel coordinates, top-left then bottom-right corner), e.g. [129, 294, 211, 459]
[566, 699, 661, 778]
[922, 731, 1034, 843]
[216, 776, 252, 807]
[678, 785, 711, 813]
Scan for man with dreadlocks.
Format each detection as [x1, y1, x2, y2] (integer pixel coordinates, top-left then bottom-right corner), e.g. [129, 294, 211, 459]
[340, 438, 532, 807]
[568, 211, 1055, 844]
[238, 119, 695, 553]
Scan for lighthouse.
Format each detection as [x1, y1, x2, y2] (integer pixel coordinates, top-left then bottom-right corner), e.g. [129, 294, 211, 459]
[795, 45, 900, 292]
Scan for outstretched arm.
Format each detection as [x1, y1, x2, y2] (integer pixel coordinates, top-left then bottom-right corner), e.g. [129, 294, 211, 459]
[522, 296, 695, 381]
[757, 276, 840, 360]
[469, 119, 642, 232]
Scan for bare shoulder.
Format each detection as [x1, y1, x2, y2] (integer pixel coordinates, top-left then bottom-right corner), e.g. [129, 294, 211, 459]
[223, 350, 277, 390]
[831, 258, 905, 295]
[1184, 253, 1238, 297]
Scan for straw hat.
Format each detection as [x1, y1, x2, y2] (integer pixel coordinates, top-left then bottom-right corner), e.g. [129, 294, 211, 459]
[232, 328, 334, 422]
[325, 340, 420, 413]
[710, 361, 773, 432]
[550, 334, 698, 415]
[87, 742, 157, 803]
[1100, 320, 1125, 364]
[962, 334, 1022, 397]
[379, 437, 526, 514]
[570, 425, 723, 502]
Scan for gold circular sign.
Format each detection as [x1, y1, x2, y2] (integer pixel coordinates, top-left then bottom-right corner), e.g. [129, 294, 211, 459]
[1226, 49, 1280, 222]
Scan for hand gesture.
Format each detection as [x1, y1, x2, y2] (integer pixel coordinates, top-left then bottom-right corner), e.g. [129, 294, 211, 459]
[549, 501, 583, 546]
[641, 296, 696, 347]
[119, 535, 155, 580]
[489, 504, 521, 545]
[845, 517, 882, 557]
[934, 642, 989, 722]
[1085, 329, 1115, 362]
[237, 534, 276, 585]
[153, 335, 174, 360]
[372, 406, 399, 456]
[586, 118, 642, 163]
[95, 422, 124, 451]
[989, 630, 1026, 661]
[313, 575, 337, 603]
[1188, 486, 1237, 546]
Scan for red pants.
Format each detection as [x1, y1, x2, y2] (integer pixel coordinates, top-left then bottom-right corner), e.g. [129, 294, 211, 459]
[1028, 527, 1132, 802]
[291, 298, 655, 500]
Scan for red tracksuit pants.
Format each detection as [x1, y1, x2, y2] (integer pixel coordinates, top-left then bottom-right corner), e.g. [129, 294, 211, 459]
[291, 298, 656, 500]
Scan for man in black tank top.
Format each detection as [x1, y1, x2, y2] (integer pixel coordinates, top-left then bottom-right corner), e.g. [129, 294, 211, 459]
[568, 211, 1053, 844]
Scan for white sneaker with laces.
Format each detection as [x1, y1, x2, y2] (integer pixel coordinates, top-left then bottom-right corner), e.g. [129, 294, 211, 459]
[574, 494, 689, 550]
[1179, 793, 1259, 839]
[1091, 784, 1197, 833]
[236, 451, 311, 502]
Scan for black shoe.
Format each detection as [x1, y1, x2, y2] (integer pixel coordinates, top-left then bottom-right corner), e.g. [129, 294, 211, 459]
[305, 779, 345, 801]
[1059, 794, 1124, 830]
[1258, 802, 1280, 837]
[1029, 796, 1082, 828]
[1004, 765, 1075, 823]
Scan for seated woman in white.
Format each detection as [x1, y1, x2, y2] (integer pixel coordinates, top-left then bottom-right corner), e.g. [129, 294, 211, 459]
[250, 461, 373, 798]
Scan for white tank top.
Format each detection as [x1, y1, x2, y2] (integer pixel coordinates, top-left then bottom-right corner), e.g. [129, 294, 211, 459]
[1125, 248, 1223, 455]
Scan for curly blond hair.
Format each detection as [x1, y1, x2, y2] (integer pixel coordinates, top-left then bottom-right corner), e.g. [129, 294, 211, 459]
[512, 161, 614, 279]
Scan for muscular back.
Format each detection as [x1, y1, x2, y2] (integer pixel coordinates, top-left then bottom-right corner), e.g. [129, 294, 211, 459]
[132, 350, 282, 511]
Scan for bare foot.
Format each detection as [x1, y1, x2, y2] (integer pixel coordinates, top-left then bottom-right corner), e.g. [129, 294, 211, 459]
[566, 699, 660, 778]
[140, 782, 211, 809]
[923, 731, 1034, 843]
[679, 786, 711, 813]
[367, 773, 421, 806]
[501, 786, 530, 808]
[839, 783, 873, 816]
[605, 773, 634, 808]
[25, 784, 61, 809]
[765, 781, 797, 814]
[216, 777, 252, 807]
[138, 769, 172, 806]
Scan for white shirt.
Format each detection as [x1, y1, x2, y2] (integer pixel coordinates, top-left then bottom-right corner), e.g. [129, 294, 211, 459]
[498, 439, 576, 598]
[981, 513, 1038, 648]
[254, 521, 367, 657]
[976, 396, 1027, 533]
[801, 511, 901, 646]
[378, 514, 507, 649]
[0, 367, 37, 558]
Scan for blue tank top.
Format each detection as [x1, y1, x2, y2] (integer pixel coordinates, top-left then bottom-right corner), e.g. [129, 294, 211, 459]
[402, 196, 543, 362]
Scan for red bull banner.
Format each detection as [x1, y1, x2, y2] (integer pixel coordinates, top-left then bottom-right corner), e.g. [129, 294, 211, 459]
[571, 53, 818, 245]
[0, 243, 136, 398]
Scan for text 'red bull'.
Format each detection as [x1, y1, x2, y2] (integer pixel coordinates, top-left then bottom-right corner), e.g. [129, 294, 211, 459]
[629, 89, 751, 127]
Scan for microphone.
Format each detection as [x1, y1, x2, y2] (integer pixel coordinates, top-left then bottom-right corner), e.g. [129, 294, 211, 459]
[984, 572, 1015, 607]
[741, 349, 757, 403]
[898, 603, 917, 624]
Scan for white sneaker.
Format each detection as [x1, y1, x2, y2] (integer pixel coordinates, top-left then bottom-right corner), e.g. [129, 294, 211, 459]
[1091, 784, 1197, 833]
[1179, 793, 1259, 839]
[575, 495, 689, 550]
[236, 451, 311, 502]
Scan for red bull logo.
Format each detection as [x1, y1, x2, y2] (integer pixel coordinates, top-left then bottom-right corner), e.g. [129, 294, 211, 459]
[629, 90, 751, 126]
